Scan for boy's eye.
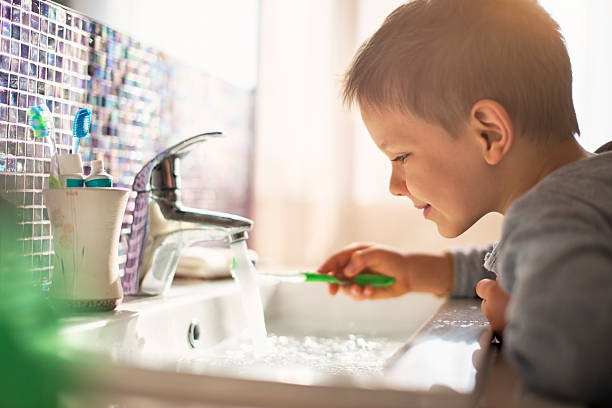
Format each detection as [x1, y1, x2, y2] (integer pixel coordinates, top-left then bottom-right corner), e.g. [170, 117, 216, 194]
[392, 153, 410, 163]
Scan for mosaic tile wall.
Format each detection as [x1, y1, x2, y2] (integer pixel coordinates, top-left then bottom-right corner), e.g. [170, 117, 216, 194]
[0, 0, 255, 287]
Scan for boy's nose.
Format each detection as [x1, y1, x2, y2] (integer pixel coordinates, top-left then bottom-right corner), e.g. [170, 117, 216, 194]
[389, 170, 410, 196]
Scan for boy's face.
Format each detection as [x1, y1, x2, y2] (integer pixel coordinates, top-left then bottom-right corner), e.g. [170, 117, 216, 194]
[360, 105, 491, 238]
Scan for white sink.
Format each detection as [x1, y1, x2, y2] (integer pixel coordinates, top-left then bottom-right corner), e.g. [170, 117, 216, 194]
[59, 277, 491, 408]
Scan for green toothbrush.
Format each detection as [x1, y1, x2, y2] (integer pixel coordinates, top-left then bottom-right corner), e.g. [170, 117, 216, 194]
[231, 258, 396, 287]
[262, 271, 396, 287]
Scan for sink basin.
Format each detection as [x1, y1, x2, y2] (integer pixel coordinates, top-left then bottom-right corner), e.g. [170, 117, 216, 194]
[59, 277, 491, 407]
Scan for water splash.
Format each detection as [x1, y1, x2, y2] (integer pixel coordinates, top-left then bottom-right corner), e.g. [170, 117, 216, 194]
[186, 333, 403, 377]
[229, 240, 268, 353]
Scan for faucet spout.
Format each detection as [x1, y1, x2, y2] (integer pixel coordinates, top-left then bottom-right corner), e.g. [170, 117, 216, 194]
[124, 133, 254, 296]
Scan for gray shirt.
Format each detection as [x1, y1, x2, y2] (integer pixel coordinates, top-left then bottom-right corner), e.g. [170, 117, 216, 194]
[450, 150, 612, 403]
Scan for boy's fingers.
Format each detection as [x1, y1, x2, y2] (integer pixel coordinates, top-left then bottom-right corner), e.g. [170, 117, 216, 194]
[344, 246, 387, 277]
[351, 284, 365, 301]
[476, 278, 497, 299]
[317, 243, 372, 274]
[328, 283, 339, 296]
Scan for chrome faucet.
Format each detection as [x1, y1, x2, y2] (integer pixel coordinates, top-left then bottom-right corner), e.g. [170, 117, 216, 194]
[124, 132, 254, 295]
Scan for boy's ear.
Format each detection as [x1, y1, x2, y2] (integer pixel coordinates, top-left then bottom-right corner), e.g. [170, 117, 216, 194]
[469, 99, 514, 165]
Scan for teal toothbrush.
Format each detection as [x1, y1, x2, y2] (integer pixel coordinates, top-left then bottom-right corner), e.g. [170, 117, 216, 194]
[72, 108, 92, 154]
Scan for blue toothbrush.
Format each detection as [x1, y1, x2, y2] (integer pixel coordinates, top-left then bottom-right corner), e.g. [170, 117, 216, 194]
[72, 108, 92, 154]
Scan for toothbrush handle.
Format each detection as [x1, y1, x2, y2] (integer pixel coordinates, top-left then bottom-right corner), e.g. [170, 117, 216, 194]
[72, 137, 80, 154]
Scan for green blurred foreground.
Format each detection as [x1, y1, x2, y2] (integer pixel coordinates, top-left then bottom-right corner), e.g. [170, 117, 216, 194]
[0, 197, 77, 408]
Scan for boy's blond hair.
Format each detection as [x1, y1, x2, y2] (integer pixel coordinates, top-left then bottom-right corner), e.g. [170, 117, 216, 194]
[343, 0, 580, 142]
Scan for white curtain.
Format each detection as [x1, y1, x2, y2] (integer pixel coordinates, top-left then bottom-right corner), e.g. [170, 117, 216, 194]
[539, 0, 612, 152]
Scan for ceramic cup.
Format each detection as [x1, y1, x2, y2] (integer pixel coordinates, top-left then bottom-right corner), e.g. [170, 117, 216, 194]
[43, 188, 130, 311]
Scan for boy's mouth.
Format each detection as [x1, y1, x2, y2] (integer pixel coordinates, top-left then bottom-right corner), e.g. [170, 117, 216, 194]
[415, 203, 432, 218]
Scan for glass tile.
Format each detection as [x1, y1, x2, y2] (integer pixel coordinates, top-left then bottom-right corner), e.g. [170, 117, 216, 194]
[19, 59, 28, 74]
[0, 55, 8, 70]
[49, 21, 55, 35]
[12, 0, 21, 7]
[0, 72, 8, 87]
[1, 22, 10, 36]
[40, 1, 47, 17]
[18, 76, 26, 90]
[1, 38, 9, 53]
[11, 8, 20, 23]
[10, 57, 18, 72]
[18, 93, 26, 108]
[21, 27, 29, 43]
[20, 43, 28, 58]
[31, 0, 39, 14]
[30, 46, 37, 61]
[31, 31, 38, 46]
[7, 141, 15, 155]
[31, 14, 38, 30]
[8, 74, 17, 89]
[11, 24, 20, 39]
[10, 40, 19, 56]
[2, 5, 10, 20]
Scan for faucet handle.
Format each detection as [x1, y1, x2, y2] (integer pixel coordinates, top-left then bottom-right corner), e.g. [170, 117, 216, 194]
[132, 132, 223, 193]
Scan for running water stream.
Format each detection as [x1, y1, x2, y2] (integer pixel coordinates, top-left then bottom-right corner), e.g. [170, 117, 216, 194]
[229, 239, 269, 353]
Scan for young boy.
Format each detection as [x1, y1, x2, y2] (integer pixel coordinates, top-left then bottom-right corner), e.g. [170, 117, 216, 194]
[317, 0, 612, 403]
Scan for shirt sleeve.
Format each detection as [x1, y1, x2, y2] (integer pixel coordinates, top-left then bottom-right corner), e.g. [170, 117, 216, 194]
[502, 214, 612, 403]
[449, 244, 497, 298]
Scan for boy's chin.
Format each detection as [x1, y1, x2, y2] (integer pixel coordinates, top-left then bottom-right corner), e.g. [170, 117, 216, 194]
[435, 221, 470, 238]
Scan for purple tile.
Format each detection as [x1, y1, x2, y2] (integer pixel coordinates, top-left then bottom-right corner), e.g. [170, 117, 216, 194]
[31, 14, 39, 30]
[11, 7, 20, 23]
[20, 43, 29, 58]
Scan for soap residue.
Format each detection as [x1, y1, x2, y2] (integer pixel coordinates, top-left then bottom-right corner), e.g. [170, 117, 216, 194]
[184, 333, 404, 377]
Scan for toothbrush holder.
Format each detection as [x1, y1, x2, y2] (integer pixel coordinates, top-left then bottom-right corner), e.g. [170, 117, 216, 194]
[43, 188, 130, 311]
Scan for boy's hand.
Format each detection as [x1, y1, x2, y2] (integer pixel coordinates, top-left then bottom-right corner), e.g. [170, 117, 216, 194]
[317, 242, 454, 301]
[475, 278, 510, 335]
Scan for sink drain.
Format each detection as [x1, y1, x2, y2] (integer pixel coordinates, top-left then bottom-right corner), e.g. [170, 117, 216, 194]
[187, 319, 201, 349]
